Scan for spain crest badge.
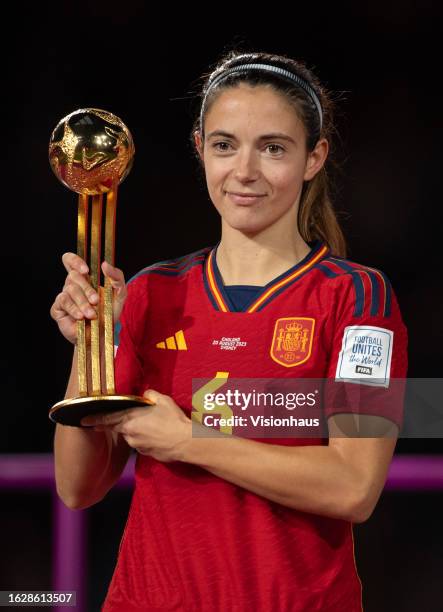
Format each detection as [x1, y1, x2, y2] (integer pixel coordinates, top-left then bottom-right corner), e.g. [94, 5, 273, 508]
[270, 317, 315, 367]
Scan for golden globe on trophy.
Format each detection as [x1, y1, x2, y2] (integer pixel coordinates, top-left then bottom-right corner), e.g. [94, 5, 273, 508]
[48, 108, 152, 426]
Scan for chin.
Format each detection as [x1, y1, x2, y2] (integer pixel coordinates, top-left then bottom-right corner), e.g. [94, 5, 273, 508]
[224, 217, 272, 235]
[221, 204, 278, 231]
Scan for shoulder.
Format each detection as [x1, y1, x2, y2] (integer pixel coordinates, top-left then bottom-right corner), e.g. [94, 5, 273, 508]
[116, 246, 211, 336]
[316, 253, 396, 319]
[317, 253, 391, 283]
[126, 246, 212, 290]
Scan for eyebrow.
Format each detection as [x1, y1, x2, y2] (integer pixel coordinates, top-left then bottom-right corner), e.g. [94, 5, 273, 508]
[206, 130, 296, 144]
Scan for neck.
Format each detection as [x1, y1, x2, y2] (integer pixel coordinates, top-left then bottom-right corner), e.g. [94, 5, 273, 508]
[216, 214, 312, 286]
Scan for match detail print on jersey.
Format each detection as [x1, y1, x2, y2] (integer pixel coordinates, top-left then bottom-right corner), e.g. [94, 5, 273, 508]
[335, 325, 394, 387]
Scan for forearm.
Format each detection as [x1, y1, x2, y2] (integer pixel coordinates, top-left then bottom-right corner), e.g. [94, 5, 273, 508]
[182, 426, 364, 521]
[54, 347, 128, 509]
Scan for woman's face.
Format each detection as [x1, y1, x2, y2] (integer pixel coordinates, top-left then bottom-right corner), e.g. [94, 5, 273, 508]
[195, 84, 328, 235]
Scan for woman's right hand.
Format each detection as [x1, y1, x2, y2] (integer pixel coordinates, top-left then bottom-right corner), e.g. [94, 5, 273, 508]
[50, 252, 127, 345]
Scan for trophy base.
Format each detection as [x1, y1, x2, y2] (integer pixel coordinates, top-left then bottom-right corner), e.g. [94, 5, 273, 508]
[49, 394, 153, 427]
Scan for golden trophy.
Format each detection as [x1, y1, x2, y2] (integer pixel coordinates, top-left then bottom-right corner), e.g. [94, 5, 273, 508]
[48, 108, 152, 426]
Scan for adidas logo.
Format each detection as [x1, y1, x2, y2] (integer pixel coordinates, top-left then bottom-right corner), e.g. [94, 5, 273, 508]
[156, 330, 187, 350]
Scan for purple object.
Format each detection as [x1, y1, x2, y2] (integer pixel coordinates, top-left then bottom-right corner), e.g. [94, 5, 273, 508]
[386, 455, 443, 490]
[1, 453, 442, 611]
[52, 495, 86, 611]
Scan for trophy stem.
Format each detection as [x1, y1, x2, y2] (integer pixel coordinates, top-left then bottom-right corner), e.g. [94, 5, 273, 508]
[90, 194, 103, 395]
[104, 185, 117, 394]
[75, 188, 118, 398]
[51, 187, 153, 427]
[77, 194, 88, 396]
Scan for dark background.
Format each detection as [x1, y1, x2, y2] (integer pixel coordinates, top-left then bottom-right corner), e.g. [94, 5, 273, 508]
[7, 0, 442, 453]
[3, 2, 442, 610]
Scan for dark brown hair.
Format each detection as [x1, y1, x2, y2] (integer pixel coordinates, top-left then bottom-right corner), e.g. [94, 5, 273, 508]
[190, 50, 347, 257]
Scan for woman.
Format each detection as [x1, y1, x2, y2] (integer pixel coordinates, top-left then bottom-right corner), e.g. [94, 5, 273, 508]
[50, 51, 408, 611]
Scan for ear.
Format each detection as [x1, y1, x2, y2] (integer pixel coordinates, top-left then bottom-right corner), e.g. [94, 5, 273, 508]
[303, 138, 329, 181]
[194, 130, 204, 161]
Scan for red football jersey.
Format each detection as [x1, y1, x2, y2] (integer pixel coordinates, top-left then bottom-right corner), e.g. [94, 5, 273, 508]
[103, 240, 408, 611]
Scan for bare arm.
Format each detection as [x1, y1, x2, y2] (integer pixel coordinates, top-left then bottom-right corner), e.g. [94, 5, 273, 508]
[78, 391, 398, 521]
[54, 347, 131, 510]
[180, 414, 398, 523]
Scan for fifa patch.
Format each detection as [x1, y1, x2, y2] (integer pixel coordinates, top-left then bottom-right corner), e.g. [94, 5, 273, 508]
[270, 317, 315, 368]
[335, 326, 393, 387]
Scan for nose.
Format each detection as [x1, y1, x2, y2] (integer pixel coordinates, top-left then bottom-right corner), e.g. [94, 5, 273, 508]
[233, 148, 260, 182]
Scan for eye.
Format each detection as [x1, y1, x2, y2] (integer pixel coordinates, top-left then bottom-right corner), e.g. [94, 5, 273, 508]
[212, 141, 232, 152]
[265, 144, 285, 155]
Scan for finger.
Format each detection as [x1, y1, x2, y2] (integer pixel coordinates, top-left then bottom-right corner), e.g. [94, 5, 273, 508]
[101, 260, 125, 281]
[118, 431, 138, 449]
[64, 283, 98, 319]
[66, 269, 99, 304]
[62, 252, 89, 275]
[142, 388, 160, 405]
[111, 422, 131, 435]
[101, 261, 127, 299]
[50, 292, 86, 322]
[81, 409, 131, 427]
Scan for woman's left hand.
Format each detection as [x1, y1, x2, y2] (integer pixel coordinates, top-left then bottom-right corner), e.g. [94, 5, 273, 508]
[80, 389, 192, 462]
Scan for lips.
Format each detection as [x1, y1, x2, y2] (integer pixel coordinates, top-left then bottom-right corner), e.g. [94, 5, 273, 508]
[227, 192, 265, 205]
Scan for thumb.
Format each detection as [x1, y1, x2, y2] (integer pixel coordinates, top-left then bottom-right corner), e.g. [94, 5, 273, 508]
[101, 260, 121, 279]
[143, 388, 159, 405]
[102, 261, 126, 293]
